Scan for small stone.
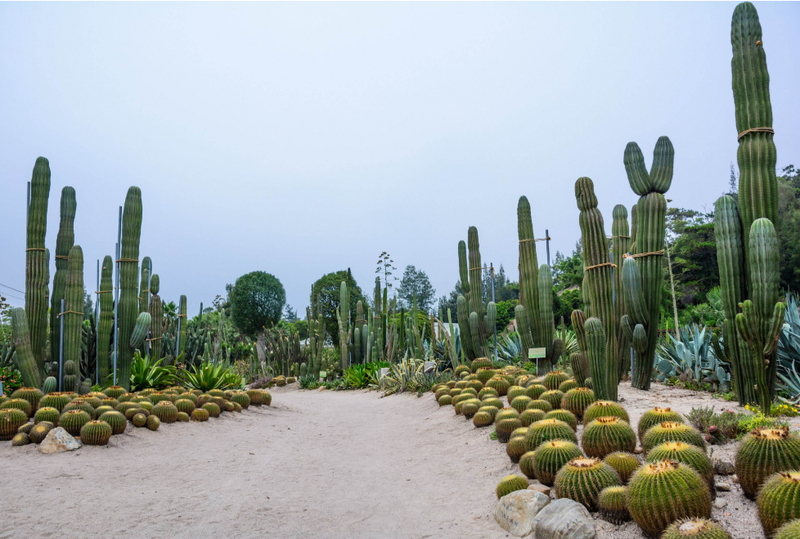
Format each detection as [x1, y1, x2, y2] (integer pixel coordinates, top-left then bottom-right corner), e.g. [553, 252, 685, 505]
[732, 474, 739, 484]
[713, 458, 735, 475]
[39, 427, 82, 454]
[495, 490, 551, 537]
[528, 484, 551, 497]
[714, 498, 728, 509]
[531, 498, 596, 539]
[715, 482, 731, 492]
[634, 447, 644, 455]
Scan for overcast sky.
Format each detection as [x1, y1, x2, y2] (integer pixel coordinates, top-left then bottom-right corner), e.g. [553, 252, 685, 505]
[1, 2, 798, 317]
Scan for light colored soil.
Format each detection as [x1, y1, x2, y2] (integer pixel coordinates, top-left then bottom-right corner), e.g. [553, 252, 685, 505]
[2, 382, 794, 539]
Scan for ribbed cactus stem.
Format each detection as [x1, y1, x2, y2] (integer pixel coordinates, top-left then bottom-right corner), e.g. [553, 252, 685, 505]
[50, 187, 76, 372]
[457, 294, 475, 360]
[10, 308, 41, 389]
[25, 157, 51, 375]
[575, 177, 618, 400]
[139, 257, 151, 314]
[338, 281, 350, 370]
[611, 205, 630, 378]
[117, 187, 142, 390]
[586, 317, 614, 400]
[537, 265, 558, 368]
[467, 227, 487, 343]
[518, 196, 542, 341]
[178, 295, 187, 358]
[63, 245, 84, 390]
[97, 255, 114, 382]
[148, 274, 163, 361]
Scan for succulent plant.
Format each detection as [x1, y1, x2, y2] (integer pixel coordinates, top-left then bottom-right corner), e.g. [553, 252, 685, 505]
[554, 457, 622, 511]
[510, 396, 533, 414]
[519, 451, 537, 479]
[507, 386, 526, 402]
[462, 402, 480, 419]
[542, 371, 570, 391]
[559, 388, 596, 420]
[438, 395, 453, 406]
[598, 486, 630, 524]
[497, 418, 523, 443]
[603, 452, 641, 484]
[246, 390, 264, 406]
[758, 471, 800, 537]
[12, 432, 31, 446]
[1, 398, 33, 417]
[62, 400, 94, 417]
[583, 417, 637, 458]
[471, 358, 493, 373]
[174, 399, 195, 415]
[201, 403, 221, 418]
[524, 418, 578, 452]
[478, 387, 498, 400]
[541, 390, 564, 410]
[11, 387, 43, 411]
[478, 405, 499, 419]
[191, 408, 210, 422]
[525, 384, 547, 401]
[98, 411, 127, 435]
[103, 386, 127, 400]
[471, 410, 492, 428]
[481, 397, 504, 410]
[18, 422, 34, 435]
[643, 422, 706, 455]
[151, 401, 179, 423]
[262, 391, 272, 406]
[507, 436, 528, 463]
[638, 407, 684, 441]
[584, 400, 630, 424]
[559, 380, 578, 393]
[132, 413, 147, 427]
[42, 376, 57, 395]
[533, 440, 583, 486]
[81, 420, 112, 445]
[496, 474, 529, 499]
[495, 408, 520, 423]
[545, 409, 577, 431]
[29, 422, 53, 443]
[736, 427, 800, 499]
[60, 409, 91, 436]
[124, 407, 147, 420]
[627, 460, 712, 538]
[774, 520, 800, 539]
[647, 441, 715, 496]
[487, 377, 510, 396]
[527, 399, 553, 413]
[662, 519, 732, 539]
[146, 414, 160, 431]
[520, 409, 546, 427]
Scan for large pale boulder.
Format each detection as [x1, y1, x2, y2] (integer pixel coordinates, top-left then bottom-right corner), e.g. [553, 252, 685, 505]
[39, 427, 82, 454]
[531, 498, 595, 539]
[494, 489, 550, 537]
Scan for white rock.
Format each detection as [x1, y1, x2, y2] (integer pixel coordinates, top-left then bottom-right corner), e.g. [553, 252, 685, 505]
[714, 498, 728, 509]
[531, 498, 596, 539]
[39, 427, 82, 454]
[494, 490, 551, 537]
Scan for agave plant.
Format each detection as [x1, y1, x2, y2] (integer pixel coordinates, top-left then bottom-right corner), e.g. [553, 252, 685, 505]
[656, 324, 731, 391]
[498, 331, 524, 362]
[130, 351, 179, 391]
[182, 361, 242, 391]
[777, 294, 800, 404]
[0, 342, 15, 369]
[380, 356, 423, 395]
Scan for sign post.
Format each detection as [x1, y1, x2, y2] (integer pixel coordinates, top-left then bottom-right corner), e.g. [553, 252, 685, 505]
[528, 347, 547, 375]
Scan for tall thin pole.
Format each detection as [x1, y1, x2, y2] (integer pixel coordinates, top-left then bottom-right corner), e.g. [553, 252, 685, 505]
[145, 258, 153, 358]
[26, 181, 31, 220]
[95, 258, 100, 384]
[58, 299, 65, 392]
[113, 206, 122, 386]
[545, 229, 551, 267]
[490, 263, 497, 363]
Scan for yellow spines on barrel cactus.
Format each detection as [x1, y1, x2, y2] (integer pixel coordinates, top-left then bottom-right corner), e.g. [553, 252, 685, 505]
[437, 395, 453, 407]
[1, 398, 32, 417]
[554, 457, 622, 511]
[98, 410, 127, 435]
[647, 441, 715, 497]
[472, 411, 494, 428]
[34, 407, 60, 426]
[638, 407, 683, 441]
[151, 401, 179, 423]
[510, 396, 532, 414]
[736, 427, 800, 499]
[520, 409, 546, 427]
[561, 387, 596, 420]
[191, 408, 210, 422]
[582, 417, 637, 458]
[662, 519, 732, 539]
[132, 413, 147, 427]
[496, 475, 529, 499]
[81, 420, 112, 445]
[524, 418, 577, 452]
[496, 418, 523, 443]
[643, 422, 706, 455]
[774, 520, 800, 539]
[757, 471, 800, 537]
[559, 380, 578, 393]
[507, 385, 526, 402]
[175, 399, 195, 415]
[543, 370, 570, 391]
[506, 436, 528, 463]
[461, 402, 480, 419]
[545, 409, 578, 431]
[29, 422, 53, 443]
[0, 409, 29, 440]
[527, 399, 553, 413]
[598, 486, 630, 525]
[146, 414, 160, 431]
[231, 392, 250, 409]
[60, 409, 91, 436]
[603, 452, 640, 484]
[201, 402, 221, 418]
[11, 387, 42, 410]
[525, 384, 547, 400]
[541, 390, 564, 411]
[533, 439, 583, 486]
[627, 461, 712, 538]
[12, 432, 31, 446]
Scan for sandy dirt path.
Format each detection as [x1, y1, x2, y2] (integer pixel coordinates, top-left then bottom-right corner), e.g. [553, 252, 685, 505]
[0, 387, 512, 539]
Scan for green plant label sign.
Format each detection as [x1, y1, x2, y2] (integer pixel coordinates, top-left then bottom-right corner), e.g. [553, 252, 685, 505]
[528, 348, 546, 359]
[319, 371, 327, 380]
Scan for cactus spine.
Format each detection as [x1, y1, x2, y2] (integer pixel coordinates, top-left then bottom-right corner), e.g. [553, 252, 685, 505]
[621, 136, 672, 390]
[575, 178, 618, 400]
[50, 187, 76, 372]
[63, 245, 84, 391]
[148, 275, 163, 360]
[713, 3, 784, 410]
[10, 308, 41, 389]
[97, 255, 114, 382]
[118, 187, 143, 389]
[25, 157, 51, 375]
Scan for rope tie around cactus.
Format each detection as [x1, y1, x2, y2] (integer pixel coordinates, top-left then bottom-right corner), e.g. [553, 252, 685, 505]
[611, 235, 630, 239]
[25, 248, 46, 252]
[177, 314, 187, 318]
[55, 255, 69, 260]
[95, 290, 112, 294]
[469, 267, 483, 271]
[116, 258, 139, 263]
[624, 250, 665, 259]
[584, 262, 617, 271]
[57, 310, 84, 318]
[519, 238, 535, 244]
[738, 127, 774, 140]
[146, 337, 162, 342]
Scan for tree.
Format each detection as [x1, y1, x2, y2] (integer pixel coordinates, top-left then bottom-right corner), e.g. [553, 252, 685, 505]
[778, 165, 800, 291]
[310, 269, 366, 346]
[552, 241, 584, 291]
[666, 208, 719, 307]
[482, 265, 519, 302]
[230, 271, 286, 337]
[283, 304, 298, 322]
[436, 281, 463, 323]
[726, 162, 739, 201]
[83, 290, 93, 320]
[396, 265, 436, 312]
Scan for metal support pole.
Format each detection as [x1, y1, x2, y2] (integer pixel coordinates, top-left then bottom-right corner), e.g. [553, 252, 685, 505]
[113, 206, 122, 386]
[26, 181, 30, 220]
[145, 258, 153, 359]
[491, 263, 497, 363]
[175, 317, 181, 358]
[95, 258, 100, 384]
[545, 229, 551, 267]
[58, 299, 65, 392]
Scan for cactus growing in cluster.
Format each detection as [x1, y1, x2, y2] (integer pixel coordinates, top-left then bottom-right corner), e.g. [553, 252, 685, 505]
[11, 387, 42, 410]
[627, 460, 712, 538]
[10, 308, 41, 390]
[497, 418, 523, 443]
[80, 420, 112, 445]
[603, 452, 640, 484]
[545, 409, 577, 431]
[117, 187, 143, 390]
[554, 457, 622, 511]
[622, 136, 673, 389]
[611, 205, 631, 378]
[42, 376, 57, 395]
[647, 441, 715, 495]
[598, 486, 630, 524]
[559, 379, 578, 393]
[520, 409, 546, 427]
[561, 388, 595, 419]
[774, 520, 800, 539]
[139, 257, 151, 314]
[146, 414, 161, 430]
[525, 384, 547, 400]
[29, 422, 53, 443]
[643, 422, 706, 455]
[533, 440, 583, 486]
[638, 407, 683, 441]
[34, 407, 60, 425]
[454, 228, 497, 361]
[712, 3, 785, 411]
[177, 295, 187, 358]
[575, 178, 619, 401]
[25, 157, 51, 376]
[50, 187, 77, 371]
[527, 399, 552, 413]
[506, 436, 528, 463]
[496, 475, 529, 499]
[2, 398, 32, 417]
[736, 427, 800, 499]
[62, 359, 78, 393]
[524, 418, 577, 452]
[337, 281, 351, 370]
[662, 519, 732, 539]
[151, 401, 179, 423]
[570, 310, 590, 386]
[191, 408, 210, 422]
[515, 197, 563, 373]
[147, 275, 163, 360]
[583, 417, 637, 458]
[0, 409, 29, 440]
[757, 471, 800, 537]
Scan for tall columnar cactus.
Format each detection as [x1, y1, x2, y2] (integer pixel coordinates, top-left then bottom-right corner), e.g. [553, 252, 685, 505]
[570, 309, 590, 386]
[622, 136, 673, 390]
[714, 3, 784, 410]
[455, 227, 496, 361]
[516, 196, 562, 371]
[575, 178, 618, 400]
[611, 205, 630, 378]
[148, 275, 163, 360]
[177, 295, 187, 358]
[25, 157, 51, 374]
[50, 186, 76, 371]
[10, 308, 41, 389]
[337, 281, 351, 371]
[139, 257, 151, 314]
[62, 245, 84, 390]
[97, 255, 114, 382]
[117, 187, 142, 390]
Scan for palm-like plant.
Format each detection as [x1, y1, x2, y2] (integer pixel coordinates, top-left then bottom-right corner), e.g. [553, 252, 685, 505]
[130, 351, 179, 391]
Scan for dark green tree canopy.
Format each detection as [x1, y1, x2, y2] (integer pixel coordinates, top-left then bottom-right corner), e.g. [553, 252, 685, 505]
[310, 269, 366, 346]
[397, 265, 436, 312]
[230, 271, 286, 336]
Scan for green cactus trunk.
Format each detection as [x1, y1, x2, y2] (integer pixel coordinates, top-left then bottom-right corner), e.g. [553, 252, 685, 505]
[338, 281, 350, 371]
[50, 187, 76, 373]
[178, 295, 187, 358]
[611, 205, 631, 378]
[148, 275, 163, 361]
[139, 257, 151, 314]
[575, 178, 618, 400]
[63, 245, 84, 390]
[117, 187, 142, 390]
[10, 308, 41, 389]
[25, 157, 51, 376]
[97, 255, 114, 383]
